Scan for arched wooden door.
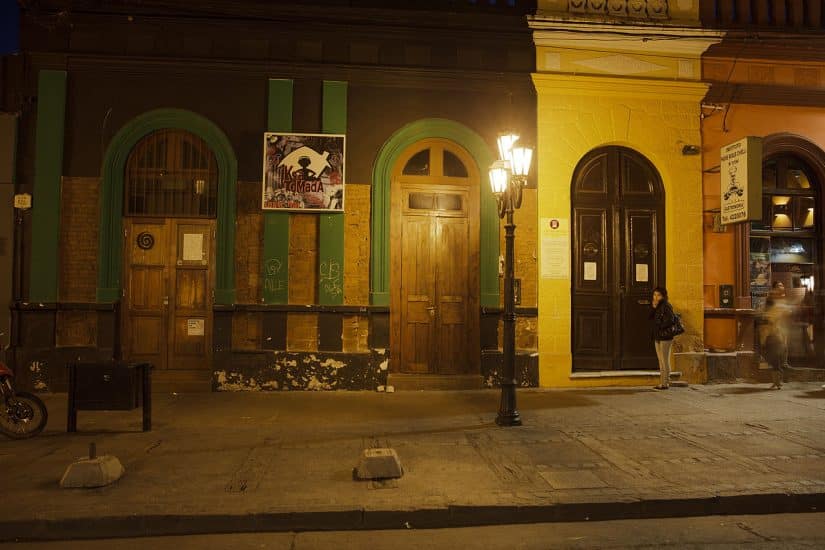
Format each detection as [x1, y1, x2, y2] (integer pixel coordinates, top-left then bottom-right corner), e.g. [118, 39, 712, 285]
[121, 129, 217, 378]
[390, 139, 480, 374]
[571, 146, 665, 371]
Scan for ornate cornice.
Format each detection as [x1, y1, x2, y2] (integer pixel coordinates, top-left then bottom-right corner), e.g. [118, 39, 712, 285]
[529, 19, 723, 57]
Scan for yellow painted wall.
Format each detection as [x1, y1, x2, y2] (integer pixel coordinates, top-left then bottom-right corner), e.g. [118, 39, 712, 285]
[533, 73, 708, 387]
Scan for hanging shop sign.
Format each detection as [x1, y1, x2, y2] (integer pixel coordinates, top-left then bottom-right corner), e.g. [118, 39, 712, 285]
[720, 136, 762, 225]
[261, 132, 345, 211]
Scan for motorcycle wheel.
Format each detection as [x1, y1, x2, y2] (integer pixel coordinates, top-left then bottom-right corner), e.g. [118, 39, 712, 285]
[0, 392, 48, 439]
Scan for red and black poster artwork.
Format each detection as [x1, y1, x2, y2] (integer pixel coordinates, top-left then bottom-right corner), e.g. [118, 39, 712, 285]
[261, 133, 345, 211]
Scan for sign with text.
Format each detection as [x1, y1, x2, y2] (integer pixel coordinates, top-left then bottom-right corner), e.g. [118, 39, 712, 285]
[262, 133, 345, 211]
[540, 217, 569, 279]
[720, 136, 762, 225]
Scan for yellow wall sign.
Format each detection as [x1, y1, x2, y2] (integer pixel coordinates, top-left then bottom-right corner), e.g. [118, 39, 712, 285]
[720, 136, 763, 225]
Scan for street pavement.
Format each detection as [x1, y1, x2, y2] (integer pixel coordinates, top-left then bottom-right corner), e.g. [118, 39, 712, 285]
[0, 383, 824, 542]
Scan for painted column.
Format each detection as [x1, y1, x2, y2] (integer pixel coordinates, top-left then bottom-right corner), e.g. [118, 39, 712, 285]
[263, 79, 293, 304]
[29, 70, 67, 303]
[319, 80, 346, 305]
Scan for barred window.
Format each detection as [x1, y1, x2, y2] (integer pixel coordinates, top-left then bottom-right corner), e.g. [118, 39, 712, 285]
[125, 129, 218, 217]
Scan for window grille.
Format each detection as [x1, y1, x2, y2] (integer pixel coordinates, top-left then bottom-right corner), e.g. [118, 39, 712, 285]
[125, 129, 218, 218]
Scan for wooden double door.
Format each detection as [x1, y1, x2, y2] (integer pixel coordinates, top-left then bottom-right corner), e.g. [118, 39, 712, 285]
[390, 139, 480, 375]
[571, 147, 665, 371]
[122, 218, 214, 372]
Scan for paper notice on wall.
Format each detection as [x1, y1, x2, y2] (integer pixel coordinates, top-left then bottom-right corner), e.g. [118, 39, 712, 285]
[187, 319, 205, 336]
[635, 263, 649, 283]
[182, 233, 203, 261]
[584, 262, 597, 281]
[540, 217, 569, 279]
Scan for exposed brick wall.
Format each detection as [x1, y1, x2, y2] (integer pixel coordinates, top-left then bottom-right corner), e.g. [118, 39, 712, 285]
[287, 312, 318, 351]
[59, 177, 99, 302]
[498, 187, 538, 309]
[235, 181, 263, 303]
[289, 214, 318, 304]
[342, 314, 369, 352]
[344, 183, 371, 305]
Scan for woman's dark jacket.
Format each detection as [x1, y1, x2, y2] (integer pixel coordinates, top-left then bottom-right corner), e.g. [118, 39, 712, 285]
[650, 299, 676, 342]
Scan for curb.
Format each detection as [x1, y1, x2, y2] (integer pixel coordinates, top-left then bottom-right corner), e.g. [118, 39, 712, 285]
[1, 492, 823, 542]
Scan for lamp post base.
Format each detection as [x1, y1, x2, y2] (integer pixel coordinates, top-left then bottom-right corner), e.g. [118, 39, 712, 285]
[495, 410, 522, 427]
[495, 383, 522, 427]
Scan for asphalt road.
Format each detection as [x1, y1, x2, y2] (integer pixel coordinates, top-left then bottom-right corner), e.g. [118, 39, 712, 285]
[2, 513, 823, 549]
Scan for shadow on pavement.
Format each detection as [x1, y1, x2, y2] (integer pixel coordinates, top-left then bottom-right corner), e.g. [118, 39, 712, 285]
[711, 386, 777, 395]
[797, 389, 825, 399]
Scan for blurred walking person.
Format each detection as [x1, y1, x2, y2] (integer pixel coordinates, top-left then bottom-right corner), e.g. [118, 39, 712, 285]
[763, 281, 791, 390]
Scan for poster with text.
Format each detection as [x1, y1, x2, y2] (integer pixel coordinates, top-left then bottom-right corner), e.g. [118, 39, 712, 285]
[262, 133, 345, 211]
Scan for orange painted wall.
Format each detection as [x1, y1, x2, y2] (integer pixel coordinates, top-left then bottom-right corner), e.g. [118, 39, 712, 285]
[702, 102, 825, 350]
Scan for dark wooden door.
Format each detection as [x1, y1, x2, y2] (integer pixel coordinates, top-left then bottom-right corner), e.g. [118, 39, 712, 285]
[572, 147, 665, 371]
[399, 185, 470, 374]
[123, 218, 214, 372]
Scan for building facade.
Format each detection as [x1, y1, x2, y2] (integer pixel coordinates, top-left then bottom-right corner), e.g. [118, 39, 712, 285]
[701, 0, 825, 379]
[530, 0, 722, 387]
[2, 0, 540, 392]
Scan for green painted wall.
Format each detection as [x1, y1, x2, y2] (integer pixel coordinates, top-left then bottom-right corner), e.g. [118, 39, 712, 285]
[263, 79, 293, 304]
[319, 81, 347, 306]
[29, 70, 67, 303]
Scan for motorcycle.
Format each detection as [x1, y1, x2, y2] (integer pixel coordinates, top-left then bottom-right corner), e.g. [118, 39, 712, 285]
[0, 361, 48, 439]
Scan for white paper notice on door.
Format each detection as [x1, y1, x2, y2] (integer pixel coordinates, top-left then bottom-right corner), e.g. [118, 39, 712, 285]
[635, 263, 649, 283]
[183, 233, 203, 261]
[584, 262, 597, 281]
[187, 319, 205, 336]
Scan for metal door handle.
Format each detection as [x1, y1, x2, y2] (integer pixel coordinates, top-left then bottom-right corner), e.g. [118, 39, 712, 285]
[427, 306, 436, 316]
[163, 296, 169, 306]
[638, 299, 651, 305]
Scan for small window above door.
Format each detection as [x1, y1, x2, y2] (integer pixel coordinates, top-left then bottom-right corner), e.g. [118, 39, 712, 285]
[402, 149, 430, 176]
[396, 140, 476, 186]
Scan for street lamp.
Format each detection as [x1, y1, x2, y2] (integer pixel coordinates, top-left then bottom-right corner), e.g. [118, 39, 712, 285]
[490, 133, 532, 427]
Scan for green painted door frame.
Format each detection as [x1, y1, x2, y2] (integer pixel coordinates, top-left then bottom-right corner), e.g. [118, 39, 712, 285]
[97, 109, 238, 304]
[370, 118, 499, 307]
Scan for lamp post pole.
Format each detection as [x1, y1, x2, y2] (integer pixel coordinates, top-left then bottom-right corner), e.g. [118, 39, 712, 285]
[489, 134, 531, 427]
[497, 197, 521, 426]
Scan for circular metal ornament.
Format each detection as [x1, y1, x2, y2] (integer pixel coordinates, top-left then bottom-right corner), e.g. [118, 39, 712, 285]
[137, 232, 155, 250]
[583, 242, 599, 257]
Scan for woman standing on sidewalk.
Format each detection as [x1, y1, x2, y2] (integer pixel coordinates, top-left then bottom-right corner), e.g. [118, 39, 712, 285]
[650, 287, 676, 390]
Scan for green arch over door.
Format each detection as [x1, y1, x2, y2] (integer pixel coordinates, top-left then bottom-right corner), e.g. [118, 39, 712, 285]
[370, 118, 498, 307]
[97, 108, 238, 305]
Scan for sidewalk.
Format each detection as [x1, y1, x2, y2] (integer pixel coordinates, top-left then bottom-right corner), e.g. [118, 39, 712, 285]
[1, 383, 824, 541]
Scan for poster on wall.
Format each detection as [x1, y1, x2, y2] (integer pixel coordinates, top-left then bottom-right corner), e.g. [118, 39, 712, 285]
[750, 236, 771, 311]
[261, 132, 345, 211]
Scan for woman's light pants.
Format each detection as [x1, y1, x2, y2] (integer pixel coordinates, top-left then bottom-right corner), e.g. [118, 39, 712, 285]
[654, 339, 673, 388]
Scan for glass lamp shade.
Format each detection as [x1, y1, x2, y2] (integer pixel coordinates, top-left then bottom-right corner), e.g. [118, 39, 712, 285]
[497, 133, 519, 162]
[489, 160, 511, 195]
[510, 146, 533, 177]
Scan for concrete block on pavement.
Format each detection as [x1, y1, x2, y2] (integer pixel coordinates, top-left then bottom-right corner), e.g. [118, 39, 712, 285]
[355, 448, 402, 480]
[60, 455, 125, 488]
